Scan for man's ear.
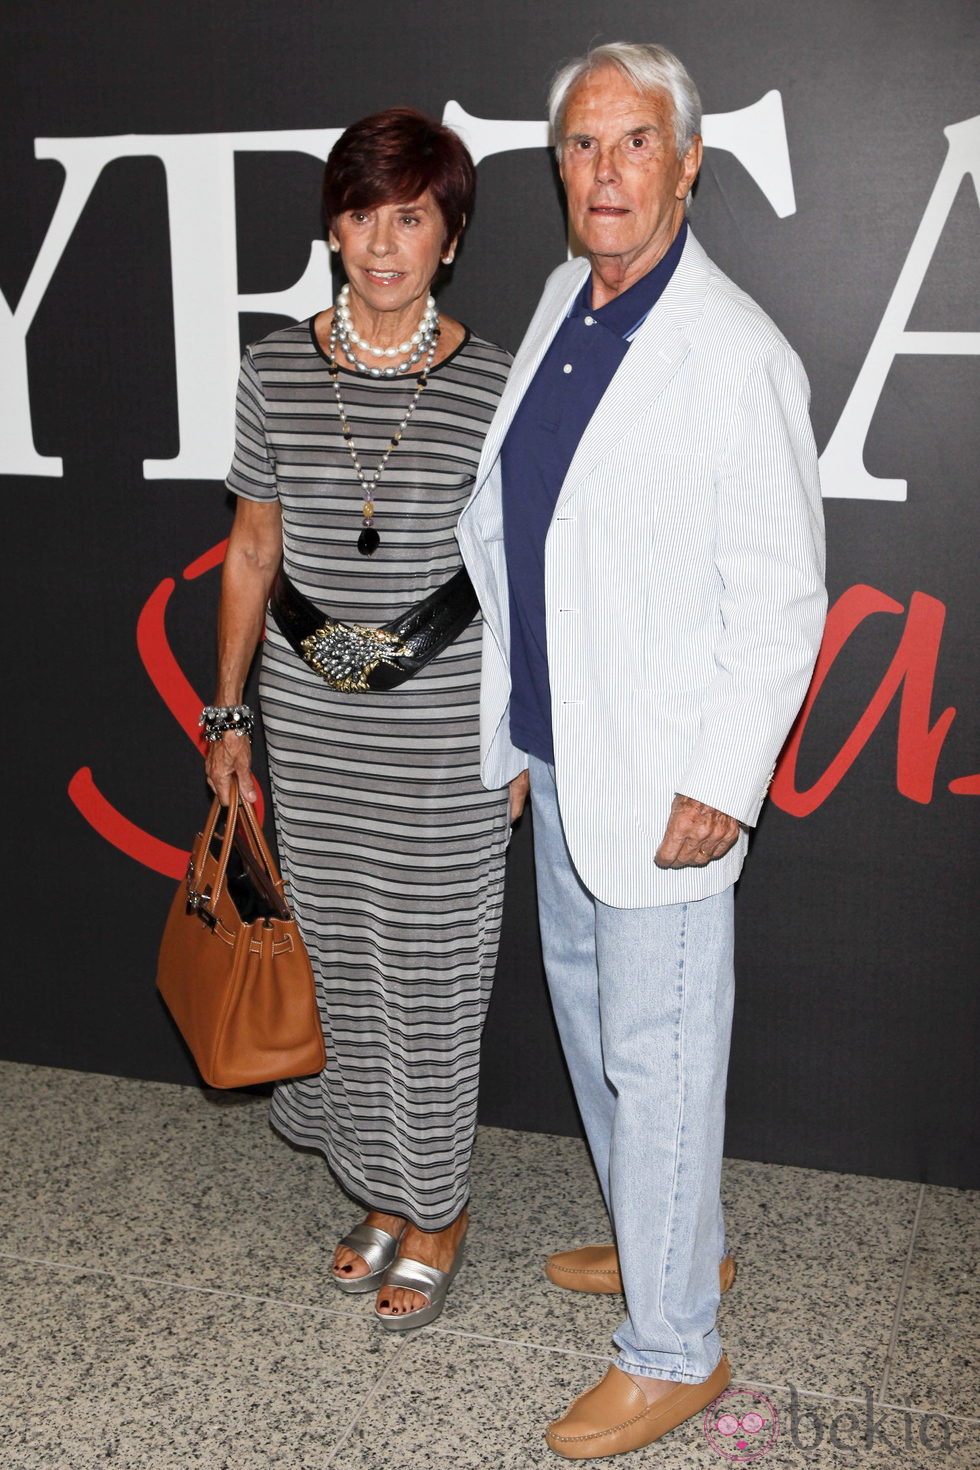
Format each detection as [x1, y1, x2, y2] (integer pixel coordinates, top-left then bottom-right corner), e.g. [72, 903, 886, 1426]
[678, 135, 703, 200]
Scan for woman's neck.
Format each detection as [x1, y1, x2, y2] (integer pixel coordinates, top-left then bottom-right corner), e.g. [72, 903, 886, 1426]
[343, 293, 432, 349]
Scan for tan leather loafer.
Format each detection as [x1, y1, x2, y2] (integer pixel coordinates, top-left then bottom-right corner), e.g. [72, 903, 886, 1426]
[546, 1245, 736, 1296]
[546, 1355, 731, 1459]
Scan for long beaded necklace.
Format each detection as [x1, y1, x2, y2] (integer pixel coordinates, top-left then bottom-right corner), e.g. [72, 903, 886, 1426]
[327, 316, 439, 556]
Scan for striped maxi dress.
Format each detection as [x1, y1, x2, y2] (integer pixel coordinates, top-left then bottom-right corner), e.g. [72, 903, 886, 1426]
[225, 320, 512, 1231]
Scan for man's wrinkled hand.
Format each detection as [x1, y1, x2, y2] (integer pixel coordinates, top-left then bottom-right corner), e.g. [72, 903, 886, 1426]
[654, 793, 742, 869]
[509, 768, 530, 823]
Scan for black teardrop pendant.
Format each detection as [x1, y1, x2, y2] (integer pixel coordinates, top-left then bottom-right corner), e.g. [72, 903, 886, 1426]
[357, 527, 381, 556]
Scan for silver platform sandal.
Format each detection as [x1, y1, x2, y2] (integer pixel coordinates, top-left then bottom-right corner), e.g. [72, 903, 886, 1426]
[374, 1235, 466, 1331]
[332, 1223, 402, 1295]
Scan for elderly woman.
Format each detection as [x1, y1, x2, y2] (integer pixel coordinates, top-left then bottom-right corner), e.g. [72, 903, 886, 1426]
[204, 108, 525, 1330]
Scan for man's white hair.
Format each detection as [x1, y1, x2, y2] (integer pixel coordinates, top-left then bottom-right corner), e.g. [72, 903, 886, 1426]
[548, 41, 702, 158]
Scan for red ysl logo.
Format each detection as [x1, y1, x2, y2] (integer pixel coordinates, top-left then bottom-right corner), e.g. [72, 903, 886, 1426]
[69, 562, 976, 879]
[68, 539, 265, 878]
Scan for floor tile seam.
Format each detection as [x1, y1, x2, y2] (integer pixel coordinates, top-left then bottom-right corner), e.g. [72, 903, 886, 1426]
[323, 1338, 414, 1468]
[876, 1401, 980, 1427]
[420, 1329, 979, 1429]
[5, 1257, 975, 1430]
[0, 1249, 373, 1324]
[728, 1377, 980, 1426]
[879, 1180, 926, 1401]
[423, 1322, 614, 1361]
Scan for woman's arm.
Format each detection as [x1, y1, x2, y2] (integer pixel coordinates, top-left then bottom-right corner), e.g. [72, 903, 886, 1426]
[205, 497, 283, 804]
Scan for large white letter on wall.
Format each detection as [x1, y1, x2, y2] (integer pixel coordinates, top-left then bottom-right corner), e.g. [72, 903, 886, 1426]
[445, 90, 796, 218]
[0, 146, 109, 477]
[819, 116, 980, 500]
[1, 129, 341, 481]
[3, 100, 791, 482]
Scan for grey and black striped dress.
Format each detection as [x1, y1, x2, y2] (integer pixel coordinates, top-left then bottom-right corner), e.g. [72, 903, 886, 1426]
[226, 320, 511, 1230]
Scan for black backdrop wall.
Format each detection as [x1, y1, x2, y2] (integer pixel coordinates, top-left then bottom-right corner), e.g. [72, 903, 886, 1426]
[2, 1, 977, 1188]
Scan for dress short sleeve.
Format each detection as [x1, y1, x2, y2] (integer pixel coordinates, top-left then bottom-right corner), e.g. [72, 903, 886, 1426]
[225, 348, 278, 502]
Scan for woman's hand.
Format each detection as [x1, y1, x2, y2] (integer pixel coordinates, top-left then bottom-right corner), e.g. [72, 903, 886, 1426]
[509, 768, 530, 823]
[205, 732, 258, 806]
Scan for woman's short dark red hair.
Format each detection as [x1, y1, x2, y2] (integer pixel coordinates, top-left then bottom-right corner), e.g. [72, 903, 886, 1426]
[323, 107, 476, 252]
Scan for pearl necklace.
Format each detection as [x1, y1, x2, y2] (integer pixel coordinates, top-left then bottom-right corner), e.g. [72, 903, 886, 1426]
[333, 283, 439, 377]
[327, 321, 439, 555]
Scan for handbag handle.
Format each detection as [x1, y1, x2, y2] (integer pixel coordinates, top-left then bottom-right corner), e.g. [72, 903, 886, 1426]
[189, 776, 285, 912]
[189, 777, 241, 908]
[230, 779, 287, 894]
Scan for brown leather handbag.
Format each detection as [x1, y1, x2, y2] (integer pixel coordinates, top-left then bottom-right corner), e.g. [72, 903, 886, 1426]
[156, 779, 325, 1088]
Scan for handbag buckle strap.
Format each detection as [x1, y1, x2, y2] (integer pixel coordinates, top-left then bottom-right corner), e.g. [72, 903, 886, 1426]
[186, 880, 217, 930]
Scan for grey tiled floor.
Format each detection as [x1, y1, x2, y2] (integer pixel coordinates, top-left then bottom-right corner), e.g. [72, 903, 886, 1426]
[1, 1062, 977, 1469]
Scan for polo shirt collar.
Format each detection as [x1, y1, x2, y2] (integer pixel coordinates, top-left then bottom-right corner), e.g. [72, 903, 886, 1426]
[570, 218, 688, 340]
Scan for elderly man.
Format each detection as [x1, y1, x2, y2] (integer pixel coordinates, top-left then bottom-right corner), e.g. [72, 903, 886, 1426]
[458, 41, 826, 1460]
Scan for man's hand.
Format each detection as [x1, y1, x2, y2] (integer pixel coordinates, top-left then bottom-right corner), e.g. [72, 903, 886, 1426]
[509, 768, 530, 823]
[654, 793, 742, 869]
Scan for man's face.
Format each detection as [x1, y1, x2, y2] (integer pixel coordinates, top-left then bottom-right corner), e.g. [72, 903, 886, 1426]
[558, 67, 702, 293]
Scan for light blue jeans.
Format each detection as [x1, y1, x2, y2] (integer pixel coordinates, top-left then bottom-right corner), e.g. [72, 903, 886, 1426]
[528, 756, 734, 1383]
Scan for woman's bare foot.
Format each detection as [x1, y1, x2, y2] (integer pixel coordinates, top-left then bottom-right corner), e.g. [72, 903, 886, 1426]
[376, 1207, 468, 1317]
[333, 1211, 406, 1280]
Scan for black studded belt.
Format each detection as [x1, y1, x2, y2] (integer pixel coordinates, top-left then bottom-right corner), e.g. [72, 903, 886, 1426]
[269, 566, 479, 693]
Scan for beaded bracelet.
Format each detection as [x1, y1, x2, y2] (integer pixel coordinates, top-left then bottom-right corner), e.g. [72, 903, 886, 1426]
[199, 704, 255, 743]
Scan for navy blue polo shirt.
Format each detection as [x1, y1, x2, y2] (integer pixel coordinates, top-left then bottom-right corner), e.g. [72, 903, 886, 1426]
[501, 221, 687, 764]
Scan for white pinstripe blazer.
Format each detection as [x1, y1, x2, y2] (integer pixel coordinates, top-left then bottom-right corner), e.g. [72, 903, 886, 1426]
[457, 230, 827, 907]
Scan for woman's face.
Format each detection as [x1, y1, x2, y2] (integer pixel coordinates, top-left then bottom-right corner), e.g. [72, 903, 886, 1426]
[329, 189, 452, 324]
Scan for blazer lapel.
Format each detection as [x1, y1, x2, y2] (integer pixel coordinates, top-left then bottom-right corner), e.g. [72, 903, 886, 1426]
[554, 230, 711, 511]
[473, 258, 590, 487]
